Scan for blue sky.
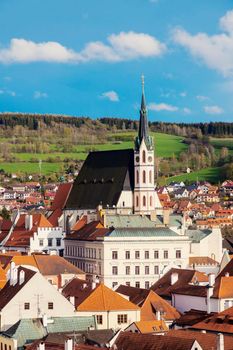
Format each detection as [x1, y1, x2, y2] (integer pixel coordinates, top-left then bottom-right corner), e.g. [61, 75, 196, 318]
[0, 0, 233, 122]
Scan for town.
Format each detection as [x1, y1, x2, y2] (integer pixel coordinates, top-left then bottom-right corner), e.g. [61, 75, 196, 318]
[0, 79, 232, 350]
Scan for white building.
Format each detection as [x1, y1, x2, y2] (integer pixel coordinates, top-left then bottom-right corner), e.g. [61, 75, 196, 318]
[0, 264, 77, 331]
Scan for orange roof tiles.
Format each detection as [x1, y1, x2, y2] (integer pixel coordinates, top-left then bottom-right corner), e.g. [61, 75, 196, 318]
[213, 276, 233, 298]
[77, 283, 139, 312]
[134, 320, 168, 333]
[189, 256, 218, 266]
[72, 215, 88, 231]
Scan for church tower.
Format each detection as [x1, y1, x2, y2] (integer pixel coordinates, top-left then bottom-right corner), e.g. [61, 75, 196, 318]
[134, 76, 155, 214]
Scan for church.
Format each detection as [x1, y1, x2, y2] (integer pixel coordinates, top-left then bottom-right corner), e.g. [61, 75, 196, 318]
[65, 77, 161, 219]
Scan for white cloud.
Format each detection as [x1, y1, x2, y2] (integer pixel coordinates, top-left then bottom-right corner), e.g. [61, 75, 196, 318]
[148, 102, 178, 112]
[180, 91, 187, 97]
[101, 90, 119, 102]
[204, 105, 223, 115]
[0, 88, 16, 96]
[172, 10, 233, 76]
[34, 91, 48, 99]
[196, 95, 209, 101]
[0, 32, 166, 64]
[183, 107, 191, 114]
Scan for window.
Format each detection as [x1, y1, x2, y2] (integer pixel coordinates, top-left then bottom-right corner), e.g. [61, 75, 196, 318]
[154, 250, 159, 259]
[176, 250, 181, 259]
[164, 250, 168, 259]
[56, 238, 61, 247]
[48, 238, 53, 247]
[39, 239, 43, 247]
[125, 266, 130, 275]
[149, 170, 152, 183]
[142, 150, 146, 163]
[145, 281, 150, 289]
[135, 266, 140, 275]
[112, 251, 118, 260]
[126, 282, 130, 286]
[136, 170, 139, 184]
[112, 266, 118, 275]
[145, 251, 149, 259]
[117, 314, 128, 324]
[122, 201, 125, 207]
[24, 302, 30, 310]
[112, 282, 118, 288]
[96, 315, 103, 324]
[136, 196, 139, 207]
[135, 251, 140, 259]
[154, 265, 159, 275]
[143, 170, 146, 183]
[48, 302, 53, 310]
[145, 266, 149, 275]
[135, 281, 140, 288]
[125, 251, 130, 259]
[150, 196, 153, 207]
[143, 196, 146, 207]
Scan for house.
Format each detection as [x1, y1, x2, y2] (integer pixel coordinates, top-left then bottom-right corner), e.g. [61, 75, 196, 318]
[64, 280, 140, 330]
[0, 253, 85, 288]
[174, 309, 216, 329]
[196, 218, 232, 230]
[174, 188, 189, 199]
[150, 268, 208, 302]
[113, 332, 202, 350]
[1, 213, 65, 255]
[0, 316, 96, 350]
[125, 320, 168, 334]
[171, 273, 233, 314]
[189, 256, 219, 275]
[192, 305, 233, 335]
[116, 285, 180, 326]
[0, 264, 78, 331]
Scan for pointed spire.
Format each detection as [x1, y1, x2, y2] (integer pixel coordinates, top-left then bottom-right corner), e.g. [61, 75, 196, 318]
[135, 75, 153, 151]
[138, 75, 149, 142]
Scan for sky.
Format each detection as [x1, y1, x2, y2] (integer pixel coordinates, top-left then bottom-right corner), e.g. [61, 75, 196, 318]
[0, 0, 233, 122]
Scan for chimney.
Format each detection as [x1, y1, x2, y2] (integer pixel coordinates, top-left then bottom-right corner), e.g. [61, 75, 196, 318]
[156, 310, 161, 321]
[69, 296, 75, 306]
[37, 343, 45, 350]
[9, 261, 16, 285]
[64, 339, 73, 350]
[19, 270, 25, 285]
[42, 314, 48, 327]
[171, 272, 179, 285]
[217, 333, 224, 350]
[208, 273, 215, 287]
[163, 209, 170, 226]
[25, 214, 33, 230]
[12, 266, 18, 286]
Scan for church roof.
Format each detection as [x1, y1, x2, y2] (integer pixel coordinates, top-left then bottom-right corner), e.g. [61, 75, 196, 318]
[65, 149, 134, 209]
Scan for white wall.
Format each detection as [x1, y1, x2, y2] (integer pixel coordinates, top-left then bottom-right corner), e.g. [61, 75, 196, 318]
[0, 271, 76, 331]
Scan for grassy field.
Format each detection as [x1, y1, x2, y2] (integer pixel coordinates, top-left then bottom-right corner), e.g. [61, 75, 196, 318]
[2, 132, 187, 175]
[160, 167, 223, 185]
[0, 162, 62, 175]
[210, 137, 233, 152]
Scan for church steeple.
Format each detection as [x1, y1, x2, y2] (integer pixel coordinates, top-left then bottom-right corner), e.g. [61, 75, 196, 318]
[135, 75, 153, 151]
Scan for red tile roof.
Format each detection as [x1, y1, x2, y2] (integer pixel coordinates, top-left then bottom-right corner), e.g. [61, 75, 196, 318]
[50, 183, 73, 210]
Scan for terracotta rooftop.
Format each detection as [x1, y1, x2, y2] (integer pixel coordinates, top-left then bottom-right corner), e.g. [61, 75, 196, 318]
[50, 183, 73, 211]
[115, 332, 198, 350]
[167, 329, 233, 350]
[150, 268, 208, 299]
[218, 258, 233, 278]
[189, 256, 219, 266]
[77, 283, 140, 312]
[133, 320, 168, 333]
[66, 221, 111, 241]
[175, 309, 216, 327]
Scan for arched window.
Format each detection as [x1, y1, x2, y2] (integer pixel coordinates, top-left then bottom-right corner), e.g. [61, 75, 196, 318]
[149, 170, 152, 184]
[142, 150, 146, 163]
[136, 196, 139, 207]
[150, 195, 153, 207]
[143, 170, 146, 183]
[143, 196, 146, 207]
[136, 170, 139, 184]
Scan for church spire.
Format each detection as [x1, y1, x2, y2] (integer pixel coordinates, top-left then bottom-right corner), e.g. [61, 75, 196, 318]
[135, 75, 153, 150]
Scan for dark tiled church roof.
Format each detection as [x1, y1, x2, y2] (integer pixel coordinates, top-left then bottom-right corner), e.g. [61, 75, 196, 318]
[65, 149, 134, 209]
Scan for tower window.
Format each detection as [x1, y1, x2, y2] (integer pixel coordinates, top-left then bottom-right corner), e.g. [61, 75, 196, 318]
[143, 170, 146, 183]
[136, 196, 139, 207]
[149, 170, 152, 183]
[136, 170, 139, 184]
[143, 196, 146, 207]
[143, 150, 146, 163]
[150, 196, 153, 207]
